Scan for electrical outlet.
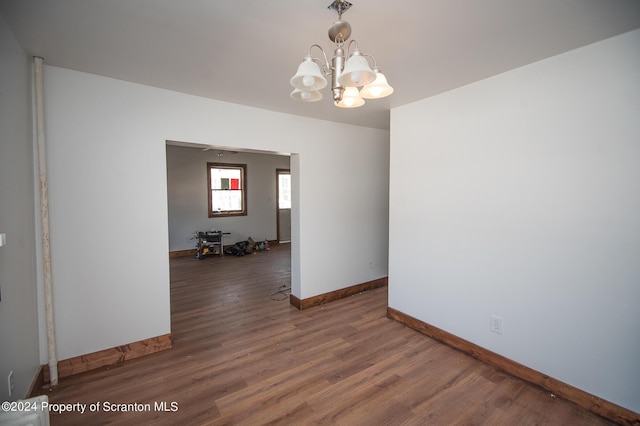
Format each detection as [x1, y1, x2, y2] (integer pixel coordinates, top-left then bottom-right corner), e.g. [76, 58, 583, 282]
[368, 262, 373, 269]
[8, 370, 14, 396]
[490, 315, 503, 335]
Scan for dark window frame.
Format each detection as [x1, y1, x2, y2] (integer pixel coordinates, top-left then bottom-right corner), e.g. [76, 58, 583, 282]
[207, 162, 247, 218]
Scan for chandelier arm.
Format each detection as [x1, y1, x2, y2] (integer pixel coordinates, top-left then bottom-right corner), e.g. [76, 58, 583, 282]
[312, 58, 331, 75]
[362, 53, 378, 69]
[346, 39, 359, 57]
[308, 44, 331, 71]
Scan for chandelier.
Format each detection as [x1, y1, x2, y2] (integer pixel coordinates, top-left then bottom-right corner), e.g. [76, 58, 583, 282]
[289, 0, 393, 108]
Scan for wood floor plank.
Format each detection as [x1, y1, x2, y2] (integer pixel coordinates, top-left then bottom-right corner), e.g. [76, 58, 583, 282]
[42, 244, 617, 425]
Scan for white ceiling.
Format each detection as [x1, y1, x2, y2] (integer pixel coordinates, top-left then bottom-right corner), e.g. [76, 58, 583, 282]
[2, 0, 639, 130]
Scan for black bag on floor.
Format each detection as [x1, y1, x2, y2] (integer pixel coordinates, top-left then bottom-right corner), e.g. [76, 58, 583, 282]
[224, 243, 246, 256]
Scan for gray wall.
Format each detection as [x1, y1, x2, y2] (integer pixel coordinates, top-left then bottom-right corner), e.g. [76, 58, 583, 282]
[389, 29, 640, 412]
[0, 16, 40, 401]
[166, 145, 290, 251]
[38, 64, 389, 361]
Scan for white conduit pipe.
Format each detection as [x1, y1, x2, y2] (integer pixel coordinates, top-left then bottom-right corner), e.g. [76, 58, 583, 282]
[34, 56, 58, 386]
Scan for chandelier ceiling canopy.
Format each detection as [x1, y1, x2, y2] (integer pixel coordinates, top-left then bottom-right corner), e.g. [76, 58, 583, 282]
[289, 0, 393, 109]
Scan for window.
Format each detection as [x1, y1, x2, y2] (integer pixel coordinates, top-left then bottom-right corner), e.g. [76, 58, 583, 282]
[207, 162, 247, 217]
[278, 172, 291, 209]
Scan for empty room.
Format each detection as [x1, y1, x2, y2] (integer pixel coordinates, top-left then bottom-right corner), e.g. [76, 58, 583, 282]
[1, 1, 639, 424]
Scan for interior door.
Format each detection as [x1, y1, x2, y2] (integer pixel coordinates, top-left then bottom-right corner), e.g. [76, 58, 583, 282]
[276, 169, 291, 243]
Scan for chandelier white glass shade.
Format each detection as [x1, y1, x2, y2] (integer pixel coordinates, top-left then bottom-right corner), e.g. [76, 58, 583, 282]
[290, 57, 327, 91]
[335, 86, 365, 108]
[337, 52, 376, 87]
[359, 67, 394, 99]
[290, 88, 324, 102]
[289, 0, 393, 109]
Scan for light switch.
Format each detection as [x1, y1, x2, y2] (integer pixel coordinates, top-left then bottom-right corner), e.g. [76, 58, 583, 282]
[0, 233, 6, 247]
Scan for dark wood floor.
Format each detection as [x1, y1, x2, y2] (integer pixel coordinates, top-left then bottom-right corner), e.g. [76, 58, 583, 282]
[45, 244, 613, 425]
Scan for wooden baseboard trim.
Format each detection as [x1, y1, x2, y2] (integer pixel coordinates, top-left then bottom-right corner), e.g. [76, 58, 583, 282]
[290, 277, 388, 310]
[289, 293, 301, 310]
[43, 333, 172, 383]
[169, 249, 196, 258]
[387, 307, 639, 425]
[27, 366, 45, 398]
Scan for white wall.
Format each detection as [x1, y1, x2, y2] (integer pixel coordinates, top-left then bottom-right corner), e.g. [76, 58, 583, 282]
[0, 16, 40, 400]
[42, 65, 389, 361]
[389, 29, 640, 412]
[166, 146, 290, 251]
